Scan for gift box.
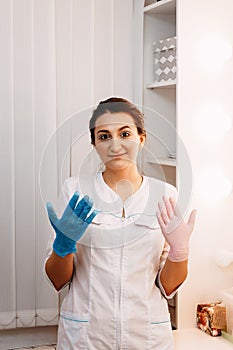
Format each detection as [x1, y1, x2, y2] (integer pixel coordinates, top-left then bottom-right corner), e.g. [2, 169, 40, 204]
[220, 287, 233, 336]
[153, 36, 176, 83]
[196, 302, 227, 337]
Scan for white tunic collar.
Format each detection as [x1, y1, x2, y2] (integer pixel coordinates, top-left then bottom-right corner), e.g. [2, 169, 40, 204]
[94, 172, 150, 218]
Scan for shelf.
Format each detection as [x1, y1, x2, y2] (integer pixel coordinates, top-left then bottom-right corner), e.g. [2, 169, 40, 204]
[147, 80, 176, 89]
[146, 157, 176, 167]
[173, 328, 233, 350]
[144, 0, 176, 15]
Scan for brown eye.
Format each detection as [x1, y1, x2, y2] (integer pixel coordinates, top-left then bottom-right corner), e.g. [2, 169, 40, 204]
[98, 134, 110, 141]
[120, 131, 131, 138]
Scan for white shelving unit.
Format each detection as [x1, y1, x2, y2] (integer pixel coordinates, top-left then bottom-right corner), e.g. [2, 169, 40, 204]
[144, 0, 176, 90]
[147, 80, 176, 89]
[133, 0, 176, 186]
[144, 0, 176, 15]
[151, 157, 176, 166]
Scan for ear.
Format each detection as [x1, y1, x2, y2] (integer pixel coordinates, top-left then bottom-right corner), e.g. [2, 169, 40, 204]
[139, 135, 145, 147]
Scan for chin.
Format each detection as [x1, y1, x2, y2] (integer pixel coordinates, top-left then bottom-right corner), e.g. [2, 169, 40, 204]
[105, 159, 135, 171]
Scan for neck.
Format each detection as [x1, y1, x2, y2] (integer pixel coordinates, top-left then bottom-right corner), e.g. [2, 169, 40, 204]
[102, 165, 143, 201]
[103, 164, 140, 184]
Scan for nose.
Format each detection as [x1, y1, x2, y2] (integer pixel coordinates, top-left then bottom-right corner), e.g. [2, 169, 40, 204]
[109, 138, 123, 153]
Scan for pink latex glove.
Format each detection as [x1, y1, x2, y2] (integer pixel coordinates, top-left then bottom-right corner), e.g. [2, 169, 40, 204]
[156, 196, 197, 262]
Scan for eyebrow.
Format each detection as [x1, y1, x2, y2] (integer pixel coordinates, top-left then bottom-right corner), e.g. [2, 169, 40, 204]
[97, 125, 133, 134]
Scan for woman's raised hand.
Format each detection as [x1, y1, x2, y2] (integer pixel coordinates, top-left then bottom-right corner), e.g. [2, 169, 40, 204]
[156, 197, 196, 262]
[46, 192, 98, 257]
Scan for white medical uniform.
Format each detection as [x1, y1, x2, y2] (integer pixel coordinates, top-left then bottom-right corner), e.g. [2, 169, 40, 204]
[45, 172, 179, 350]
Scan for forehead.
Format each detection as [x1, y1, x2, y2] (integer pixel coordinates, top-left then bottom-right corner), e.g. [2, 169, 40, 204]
[94, 112, 137, 130]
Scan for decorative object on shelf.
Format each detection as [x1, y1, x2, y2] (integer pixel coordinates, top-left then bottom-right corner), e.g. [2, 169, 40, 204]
[153, 36, 176, 83]
[220, 288, 233, 337]
[196, 302, 227, 337]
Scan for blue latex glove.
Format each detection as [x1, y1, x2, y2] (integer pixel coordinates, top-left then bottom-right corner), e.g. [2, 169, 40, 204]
[46, 192, 98, 257]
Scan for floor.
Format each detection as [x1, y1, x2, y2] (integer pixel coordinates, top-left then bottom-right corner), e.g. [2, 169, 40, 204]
[0, 326, 58, 350]
[9, 347, 56, 350]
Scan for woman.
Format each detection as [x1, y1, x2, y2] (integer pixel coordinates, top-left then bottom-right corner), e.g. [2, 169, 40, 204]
[45, 97, 196, 349]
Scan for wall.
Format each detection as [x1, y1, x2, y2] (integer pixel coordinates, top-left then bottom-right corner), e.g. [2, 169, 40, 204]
[0, 0, 133, 332]
[176, 0, 233, 329]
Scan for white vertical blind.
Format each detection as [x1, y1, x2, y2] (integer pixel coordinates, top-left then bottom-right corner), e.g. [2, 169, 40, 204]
[113, 0, 133, 100]
[55, 0, 73, 187]
[0, 0, 133, 330]
[71, 0, 94, 111]
[0, 0, 16, 329]
[93, 0, 113, 103]
[132, 0, 144, 107]
[13, 0, 36, 327]
[70, 0, 133, 177]
[70, 0, 94, 177]
[34, 0, 58, 327]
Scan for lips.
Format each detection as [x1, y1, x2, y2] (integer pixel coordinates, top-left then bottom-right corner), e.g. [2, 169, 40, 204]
[108, 153, 127, 158]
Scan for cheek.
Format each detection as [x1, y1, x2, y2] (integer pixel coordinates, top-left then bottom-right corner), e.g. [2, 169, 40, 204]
[95, 143, 108, 159]
[127, 140, 141, 153]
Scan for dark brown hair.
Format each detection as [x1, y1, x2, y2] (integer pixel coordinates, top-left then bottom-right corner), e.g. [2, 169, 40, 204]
[89, 97, 146, 145]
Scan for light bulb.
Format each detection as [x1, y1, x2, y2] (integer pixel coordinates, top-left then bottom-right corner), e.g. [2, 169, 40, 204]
[197, 36, 232, 72]
[198, 167, 232, 200]
[197, 103, 232, 142]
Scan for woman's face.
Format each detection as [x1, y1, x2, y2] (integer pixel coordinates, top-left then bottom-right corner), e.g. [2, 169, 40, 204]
[94, 112, 145, 171]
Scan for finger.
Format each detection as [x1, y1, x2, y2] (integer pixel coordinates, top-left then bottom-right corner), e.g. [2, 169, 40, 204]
[79, 197, 95, 220]
[68, 191, 80, 210]
[158, 201, 169, 225]
[187, 209, 197, 231]
[163, 196, 174, 219]
[156, 210, 166, 230]
[169, 197, 181, 217]
[86, 209, 99, 224]
[79, 201, 93, 221]
[62, 192, 80, 218]
[46, 202, 58, 224]
[74, 195, 89, 217]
